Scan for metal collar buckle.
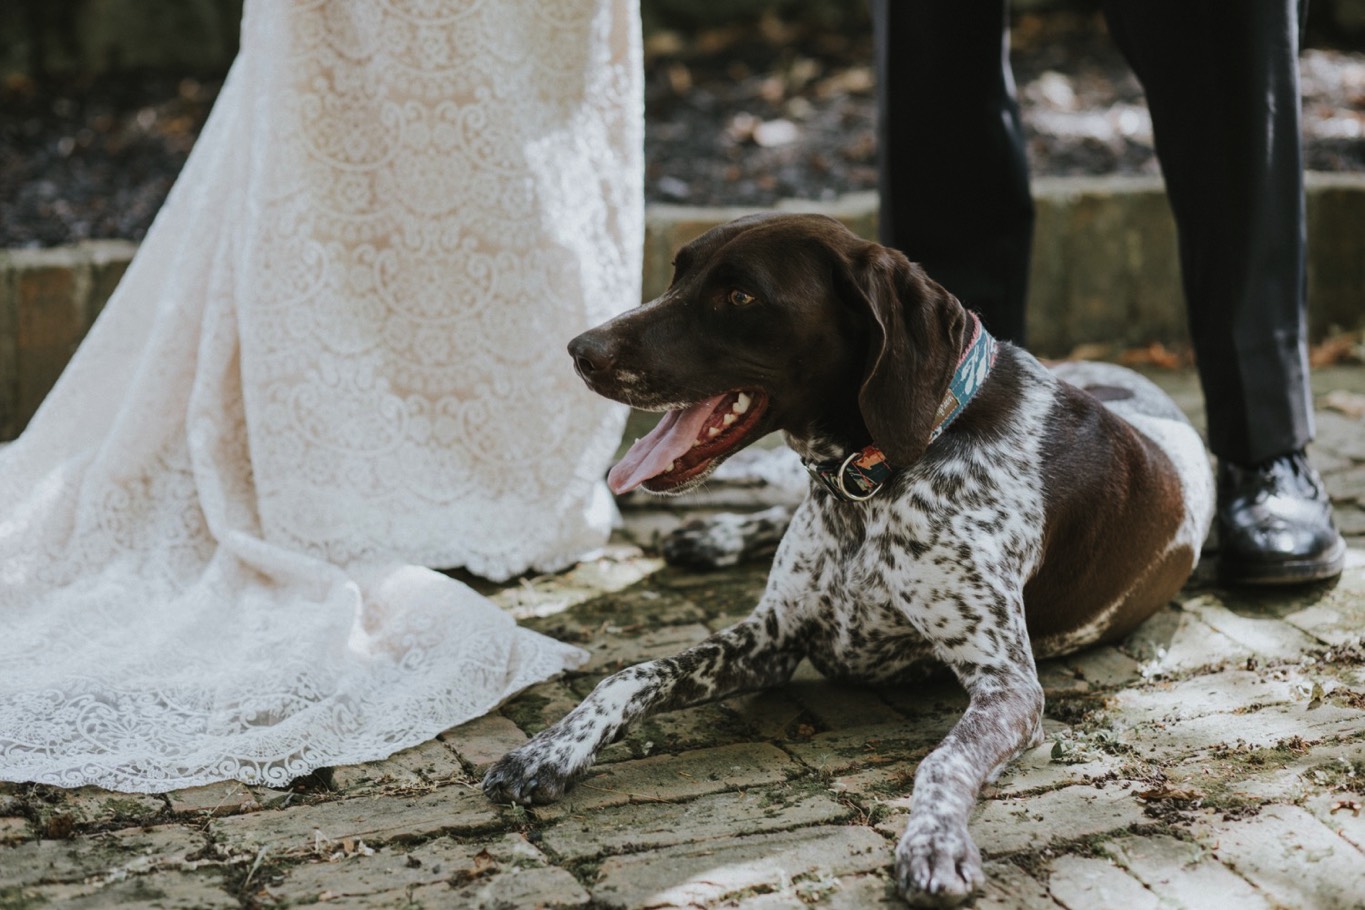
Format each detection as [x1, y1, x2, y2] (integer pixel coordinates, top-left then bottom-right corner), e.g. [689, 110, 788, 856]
[831, 449, 882, 502]
[806, 446, 891, 503]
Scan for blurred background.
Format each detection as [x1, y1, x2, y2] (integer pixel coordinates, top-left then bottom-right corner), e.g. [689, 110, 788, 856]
[2, 0, 1362, 248]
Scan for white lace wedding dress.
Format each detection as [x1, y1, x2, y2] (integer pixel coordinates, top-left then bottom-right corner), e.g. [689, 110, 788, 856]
[0, 0, 642, 793]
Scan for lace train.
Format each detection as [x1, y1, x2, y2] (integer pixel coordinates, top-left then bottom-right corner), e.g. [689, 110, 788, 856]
[0, 0, 641, 793]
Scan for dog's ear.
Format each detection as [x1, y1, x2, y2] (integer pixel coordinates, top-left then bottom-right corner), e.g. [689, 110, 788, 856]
[851, 246, 967, 466]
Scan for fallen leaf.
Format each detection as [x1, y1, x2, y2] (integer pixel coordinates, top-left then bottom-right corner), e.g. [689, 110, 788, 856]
[1309, 332, 1364, 367]
[1136, 785, 1202, 802]
[814, 66, 874, 98]
[1330, 799, 1361, 816]
[1321, 389, 1365, 419]
[449, 848, 499, 886]
[665, 62, 692, 96]
[1118, 341, 1185, 369]
[643, 30, 686, 59]
[694, 24, 748, 56]
[1279, 735, 1312, 754]
[1067, 342, 1113, 362]
[758, 9, 800, 46]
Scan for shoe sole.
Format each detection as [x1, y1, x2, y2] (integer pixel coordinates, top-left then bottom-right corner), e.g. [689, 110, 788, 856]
[1218, 537, 1348, 586]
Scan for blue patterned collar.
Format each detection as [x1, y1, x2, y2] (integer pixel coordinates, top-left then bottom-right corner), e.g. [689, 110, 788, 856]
[806, 313, 998, 502]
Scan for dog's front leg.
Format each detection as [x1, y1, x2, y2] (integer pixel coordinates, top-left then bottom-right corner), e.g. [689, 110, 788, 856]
[894, 593, 1044, 907]
[483, 612, 801, 805]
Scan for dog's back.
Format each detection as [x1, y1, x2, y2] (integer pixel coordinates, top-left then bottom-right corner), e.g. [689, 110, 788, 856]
[1024, 359, 1214, 656]
[1049, 361, 1212, 548]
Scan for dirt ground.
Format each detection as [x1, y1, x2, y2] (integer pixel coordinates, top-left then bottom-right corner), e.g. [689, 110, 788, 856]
[2, 10, 1363, 247]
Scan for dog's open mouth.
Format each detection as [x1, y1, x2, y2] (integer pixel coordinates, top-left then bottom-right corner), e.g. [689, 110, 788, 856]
[608, 390, 769, 494]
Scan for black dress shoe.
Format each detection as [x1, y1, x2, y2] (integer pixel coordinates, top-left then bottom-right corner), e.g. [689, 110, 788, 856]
[1217, 449, 1346, 585]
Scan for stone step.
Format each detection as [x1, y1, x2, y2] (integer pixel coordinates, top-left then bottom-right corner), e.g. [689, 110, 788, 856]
[4, 174, 1363, 441]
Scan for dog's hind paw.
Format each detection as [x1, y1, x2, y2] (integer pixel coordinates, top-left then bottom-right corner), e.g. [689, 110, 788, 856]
[482, 743, 578, 806]
[662, 505, 792, 569]
[894, 816, 983, 907]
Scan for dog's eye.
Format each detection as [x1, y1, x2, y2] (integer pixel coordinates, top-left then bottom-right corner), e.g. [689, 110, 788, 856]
[727, 289, 757, 307]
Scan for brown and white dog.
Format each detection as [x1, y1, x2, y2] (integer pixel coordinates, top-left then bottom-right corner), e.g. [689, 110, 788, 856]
[484, 213, 1213, 906]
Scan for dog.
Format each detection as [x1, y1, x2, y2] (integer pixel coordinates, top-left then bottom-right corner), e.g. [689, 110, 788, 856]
[483, 213, 1213, 906]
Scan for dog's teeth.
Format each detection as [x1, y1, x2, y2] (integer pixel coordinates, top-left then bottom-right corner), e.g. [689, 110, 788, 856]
[722, 413, 737, 426]
[665, 461, 676, 472]
[707, 427, 721, 438]
[733, 393, 751, 414]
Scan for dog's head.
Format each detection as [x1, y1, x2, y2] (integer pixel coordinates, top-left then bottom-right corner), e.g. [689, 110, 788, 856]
[570, 213, 968, 495]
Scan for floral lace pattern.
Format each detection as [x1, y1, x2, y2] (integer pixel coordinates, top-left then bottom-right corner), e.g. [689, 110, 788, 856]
[0, 0, 642, 793]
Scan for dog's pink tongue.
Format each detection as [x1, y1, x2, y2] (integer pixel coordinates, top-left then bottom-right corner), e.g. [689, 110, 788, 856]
[608, 394, 727, 494]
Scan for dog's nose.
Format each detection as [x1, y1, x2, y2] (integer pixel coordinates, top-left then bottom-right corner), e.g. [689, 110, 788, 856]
[568, 331, 616, 378]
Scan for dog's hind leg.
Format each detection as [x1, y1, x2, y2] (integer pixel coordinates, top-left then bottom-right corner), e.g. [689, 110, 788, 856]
[482, 611, 801, 805]
[659, 448, 806, 569]
[663, 504, 794, 568]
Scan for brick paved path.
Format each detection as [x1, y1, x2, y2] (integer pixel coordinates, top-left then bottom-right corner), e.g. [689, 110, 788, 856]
[2, 367, 1363, 909]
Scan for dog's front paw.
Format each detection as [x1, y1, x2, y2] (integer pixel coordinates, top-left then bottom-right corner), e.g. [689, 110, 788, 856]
[894, 815, 983, 907]
[482, 740, 579, 806]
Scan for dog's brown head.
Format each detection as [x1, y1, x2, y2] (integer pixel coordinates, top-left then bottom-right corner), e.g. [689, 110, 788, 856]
[570, 213, 969, 495]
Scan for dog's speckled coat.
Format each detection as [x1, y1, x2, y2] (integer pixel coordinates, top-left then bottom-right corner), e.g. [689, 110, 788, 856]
[484, 214, 1213, 907]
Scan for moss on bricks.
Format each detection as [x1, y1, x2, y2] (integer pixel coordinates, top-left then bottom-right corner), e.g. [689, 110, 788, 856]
[499, 693, 554, 735]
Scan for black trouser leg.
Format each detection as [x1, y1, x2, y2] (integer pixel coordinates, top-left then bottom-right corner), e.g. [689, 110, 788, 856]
[1102, 0, 1312, 464]
[872, 0, 1033, 345]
